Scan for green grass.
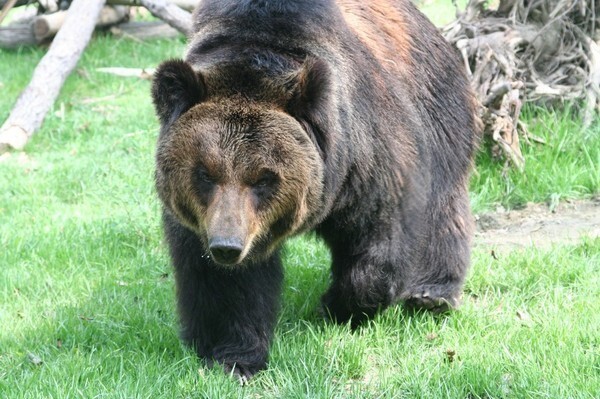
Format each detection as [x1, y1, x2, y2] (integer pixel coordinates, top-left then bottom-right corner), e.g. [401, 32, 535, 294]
[471, 106, 600, 211]
[1, 18, 599, 399]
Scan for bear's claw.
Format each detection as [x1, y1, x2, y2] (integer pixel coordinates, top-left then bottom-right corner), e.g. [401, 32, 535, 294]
[402, 286, 461, 313]
[222, 362, 259, 385]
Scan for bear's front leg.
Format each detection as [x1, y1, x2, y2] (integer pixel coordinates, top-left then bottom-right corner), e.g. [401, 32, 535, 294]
[320, 241, 402, 327]
[164, 215, 283, 380]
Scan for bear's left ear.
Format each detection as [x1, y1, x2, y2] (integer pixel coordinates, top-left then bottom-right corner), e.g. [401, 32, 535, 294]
[152, 59, 206, 127]
[286, 58, 332, 153]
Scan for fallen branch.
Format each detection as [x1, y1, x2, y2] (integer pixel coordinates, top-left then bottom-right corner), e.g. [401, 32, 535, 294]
[0, 0, 106, 153]
[106, 0, 198, 11]
[96, 67, 155, 79]
[138, 0, 191, 35]
[110, 20, 179, 40]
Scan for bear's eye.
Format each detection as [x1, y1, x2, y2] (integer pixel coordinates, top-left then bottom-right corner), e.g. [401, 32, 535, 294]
[251, 170, 279, 206]
[196, 168, 214, 184]
[252, 170, 278, 188]
[193, 165, 217, 198]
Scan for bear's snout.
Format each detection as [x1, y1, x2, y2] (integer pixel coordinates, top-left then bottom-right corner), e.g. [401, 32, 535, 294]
[209, 236, 244, 265]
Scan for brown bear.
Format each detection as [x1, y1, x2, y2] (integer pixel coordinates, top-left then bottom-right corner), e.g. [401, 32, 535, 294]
[151, 0, 480, 380]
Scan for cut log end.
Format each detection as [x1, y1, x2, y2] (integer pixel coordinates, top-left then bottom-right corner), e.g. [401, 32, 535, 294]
[0, 126, 29, 153]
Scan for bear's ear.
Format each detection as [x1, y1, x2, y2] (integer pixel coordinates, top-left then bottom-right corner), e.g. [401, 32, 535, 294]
[286, 58, 332, 154]
[287, 57, 331, 120]
[152, 59, 206, 127]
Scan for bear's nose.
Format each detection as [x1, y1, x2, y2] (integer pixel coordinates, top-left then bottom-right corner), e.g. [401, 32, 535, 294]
[209, 237, 243, 265]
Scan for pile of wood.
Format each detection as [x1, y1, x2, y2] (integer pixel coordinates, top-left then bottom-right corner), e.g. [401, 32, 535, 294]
[0, 0, 197, 47]
[443, 0, 600, 169]
[0, 0, 197, 154]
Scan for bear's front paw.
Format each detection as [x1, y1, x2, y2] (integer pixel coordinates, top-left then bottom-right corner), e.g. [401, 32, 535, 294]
[221, 361, 262, 385]
[402, 285, 461, 313]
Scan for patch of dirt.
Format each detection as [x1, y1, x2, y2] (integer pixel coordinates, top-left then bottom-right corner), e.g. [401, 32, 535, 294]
[474, 197, 600, 250]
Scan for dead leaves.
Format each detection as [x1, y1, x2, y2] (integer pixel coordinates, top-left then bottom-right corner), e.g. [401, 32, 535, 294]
[27, 352, 43, 366]
[516, 309, 534, 327]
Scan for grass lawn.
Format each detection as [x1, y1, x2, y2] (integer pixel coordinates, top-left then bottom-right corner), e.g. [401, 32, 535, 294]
[1, 8, 599, 399]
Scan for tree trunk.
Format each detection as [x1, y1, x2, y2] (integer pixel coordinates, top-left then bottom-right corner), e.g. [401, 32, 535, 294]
[0, 0, 106, 153]
[0, 19, 36, 48]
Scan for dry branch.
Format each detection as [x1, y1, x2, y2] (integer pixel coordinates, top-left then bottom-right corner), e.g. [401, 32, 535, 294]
[444, 0, 599, 169]
[96, 66, 155, 79]
[0, 0, 106, 153]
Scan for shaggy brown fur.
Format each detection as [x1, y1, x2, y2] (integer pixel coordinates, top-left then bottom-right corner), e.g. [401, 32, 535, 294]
[152, 0, 480, 380]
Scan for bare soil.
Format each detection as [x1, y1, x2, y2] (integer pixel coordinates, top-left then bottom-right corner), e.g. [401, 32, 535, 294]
[475, 197, 600, 250]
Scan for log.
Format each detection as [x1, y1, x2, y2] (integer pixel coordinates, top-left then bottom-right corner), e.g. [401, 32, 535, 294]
[0, 20, 36, 48]
[33, 11, 66, 41]
[0, 0, 106, 153]
[106, 0, 198, 11]
[110, 20, 179, 40]
[138, 0, 191, 35]
[33, 6, 128, 41]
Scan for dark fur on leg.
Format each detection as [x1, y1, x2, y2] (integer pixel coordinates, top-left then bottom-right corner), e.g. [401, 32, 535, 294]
[318, 223, 411, 328]
[162, 212, 283, 380]
[401, 188, 473, 313]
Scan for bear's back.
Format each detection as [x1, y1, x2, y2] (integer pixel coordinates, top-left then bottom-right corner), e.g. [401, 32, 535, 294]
[187, 0, 478, 185]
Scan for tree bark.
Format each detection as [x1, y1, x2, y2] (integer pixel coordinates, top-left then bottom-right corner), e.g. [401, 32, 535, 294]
[0, 0, 106, 153]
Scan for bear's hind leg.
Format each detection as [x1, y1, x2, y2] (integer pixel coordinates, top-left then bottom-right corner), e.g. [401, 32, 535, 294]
[402, 189, 473, 313]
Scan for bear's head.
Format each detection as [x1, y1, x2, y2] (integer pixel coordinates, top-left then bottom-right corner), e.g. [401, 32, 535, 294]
[152, 58, 330, 266]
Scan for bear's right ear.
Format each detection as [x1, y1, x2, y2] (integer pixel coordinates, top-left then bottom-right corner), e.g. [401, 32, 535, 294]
[152, 59, 206, 127]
